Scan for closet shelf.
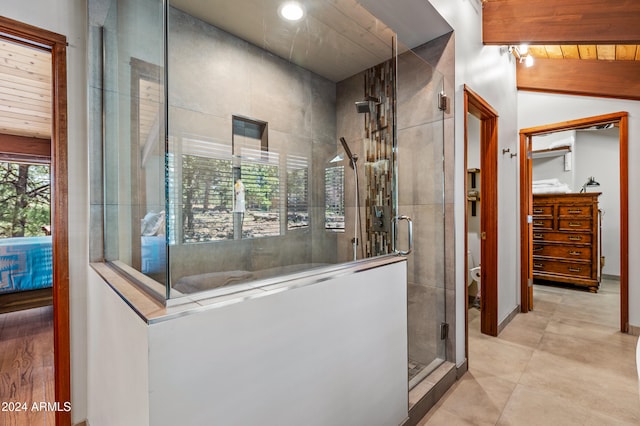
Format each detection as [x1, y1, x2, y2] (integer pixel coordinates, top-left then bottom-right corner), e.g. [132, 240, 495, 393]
[531, 146, 571, 159]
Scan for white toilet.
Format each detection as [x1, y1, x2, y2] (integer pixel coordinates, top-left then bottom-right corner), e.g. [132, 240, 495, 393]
[467, 251, 481, 307]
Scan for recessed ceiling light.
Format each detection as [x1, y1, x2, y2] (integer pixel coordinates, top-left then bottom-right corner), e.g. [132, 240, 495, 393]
[278, 1, 305, 21]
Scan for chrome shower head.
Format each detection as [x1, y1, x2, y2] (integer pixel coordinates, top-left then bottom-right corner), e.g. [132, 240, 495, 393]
[354, 96, 380, 114]
[355, 100, 371, 114]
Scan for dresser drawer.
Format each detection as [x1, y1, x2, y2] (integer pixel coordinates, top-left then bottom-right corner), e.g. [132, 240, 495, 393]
[558, 205, 592, 216]
[532, 259, 592, 278]
[532, 218, 553, 230]
[532, 231, 592, 244]
[558, 219, 592, 231]
[532, 205, 553, 216]
[532, 244, 592, 260]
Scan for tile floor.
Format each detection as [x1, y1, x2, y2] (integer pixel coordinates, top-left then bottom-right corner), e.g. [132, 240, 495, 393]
[418, 279, 640, 425]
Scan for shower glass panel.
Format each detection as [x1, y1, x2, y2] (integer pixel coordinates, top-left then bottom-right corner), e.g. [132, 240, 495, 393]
[164, 0, 402, 298]
[92, 1, 446, 374]
[90, 0, 449, 400]
[396, 45, 447, 387]
[97, 0, 168, 293]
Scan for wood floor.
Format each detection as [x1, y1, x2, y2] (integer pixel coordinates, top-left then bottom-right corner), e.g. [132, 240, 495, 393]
[0, 306, 55, 426]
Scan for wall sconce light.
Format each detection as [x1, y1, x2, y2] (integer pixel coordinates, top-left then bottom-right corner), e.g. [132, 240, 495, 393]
[580, 176, 600, 193]
[509, 44, 534, 67]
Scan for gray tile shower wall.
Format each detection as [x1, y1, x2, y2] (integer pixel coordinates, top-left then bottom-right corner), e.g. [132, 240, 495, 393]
[167, 7, 340, 281]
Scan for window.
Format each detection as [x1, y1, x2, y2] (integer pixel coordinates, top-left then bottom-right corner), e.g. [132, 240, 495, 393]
[324, 166, 344, 231]
[287, 154, 309, 229]
[232, 116, 281, 239]
[179, 138, 234, 243]
[0, 162, 50, 237]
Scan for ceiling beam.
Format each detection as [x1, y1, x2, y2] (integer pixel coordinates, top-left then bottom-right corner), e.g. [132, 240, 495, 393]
[516, 58, 640, 101]
[483, 0, 640, 45]
[0, 133, 51, 162]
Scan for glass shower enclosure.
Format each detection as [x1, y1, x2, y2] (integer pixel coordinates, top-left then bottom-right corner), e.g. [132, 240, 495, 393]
[90, 0, 447, 394]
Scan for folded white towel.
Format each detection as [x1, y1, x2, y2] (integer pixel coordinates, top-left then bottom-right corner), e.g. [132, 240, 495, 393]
[533, 178, 561, 187]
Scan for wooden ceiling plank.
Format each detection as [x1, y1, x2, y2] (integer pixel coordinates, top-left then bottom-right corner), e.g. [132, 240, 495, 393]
[0, 111, 51, 125]
[0, 40, 51, 64]
[0, 97, 51, 114]
[528, 45, 548, 59]
[0, 92, 51, 109]
[516, 57, 640, 101]
[0, 58, 51, 79]
[0, 72, 51, 92]
[0, 48, 52, 71]
[597, 45, 616, 60]
[544, 45, 563, 59]
[616, 45, 638, 60]
[483, 0, 640, 45]
[560, 45, 580, 59]
[578, 45, 598, 60]
[0, 127, 50, 139]
[0, 103, 51, 119]
[0, 85, 50, 102]
[0, 63, 51, 84]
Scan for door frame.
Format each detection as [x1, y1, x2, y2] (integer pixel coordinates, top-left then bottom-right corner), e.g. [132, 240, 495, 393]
[519, 112, 629, 333]
[0, 16, 71, 425]
[464, 85, 499, 343]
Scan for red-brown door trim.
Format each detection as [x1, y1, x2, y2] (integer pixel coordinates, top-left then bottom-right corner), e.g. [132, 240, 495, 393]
[519, 112, 629, 333]
[464, 85, 499, 344]
[0, 16, 71, 425]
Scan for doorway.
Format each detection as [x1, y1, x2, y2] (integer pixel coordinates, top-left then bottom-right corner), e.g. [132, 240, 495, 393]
[0, 16, 70, 425]
[463, 85, 499, 346]
[519, 112, 629, 333]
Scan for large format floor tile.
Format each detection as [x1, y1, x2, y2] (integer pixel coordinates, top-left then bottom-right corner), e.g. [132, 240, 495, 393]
[419, 279, 640, 425]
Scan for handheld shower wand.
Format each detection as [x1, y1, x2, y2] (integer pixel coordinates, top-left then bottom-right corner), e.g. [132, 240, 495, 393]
[340, 137, 357, 168]
[340, 137, 360, 261]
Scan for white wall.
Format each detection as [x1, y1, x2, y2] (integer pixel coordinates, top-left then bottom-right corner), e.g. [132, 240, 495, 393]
[2, 1, 89, 422]
[518, 91, 639, 328]
[532, 130, 576, 187]
[574, 128, 621, 276]
[429, 0, 520, 364]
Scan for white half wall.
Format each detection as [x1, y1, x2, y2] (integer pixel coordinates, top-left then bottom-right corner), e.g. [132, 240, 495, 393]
[518, 91, 640, 328]
[148, 262, 408, 426]
[86, 261, 408, 426]
[87, 269, 150, 425]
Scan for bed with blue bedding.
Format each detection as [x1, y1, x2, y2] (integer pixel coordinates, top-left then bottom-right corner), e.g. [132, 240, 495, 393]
[0, 236, 52, 295]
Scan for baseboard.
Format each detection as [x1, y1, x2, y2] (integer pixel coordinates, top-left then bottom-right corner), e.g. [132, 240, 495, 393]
[602, 274, 620, 281]
[456, 359, 468, 379]
[498, 304, 520, 335]
[0, 288, 53, 314]
[629, 325, 640, 337]
[73, 421, 88, 426]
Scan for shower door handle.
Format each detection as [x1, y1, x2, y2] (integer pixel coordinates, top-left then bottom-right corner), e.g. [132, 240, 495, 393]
[394, 215, 413, 256]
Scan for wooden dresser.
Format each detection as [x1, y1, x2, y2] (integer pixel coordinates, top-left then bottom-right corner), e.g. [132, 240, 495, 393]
[532, 193, 601, 292]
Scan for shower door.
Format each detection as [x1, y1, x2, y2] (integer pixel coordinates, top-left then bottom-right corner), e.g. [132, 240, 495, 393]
[396, 46, 447, 388]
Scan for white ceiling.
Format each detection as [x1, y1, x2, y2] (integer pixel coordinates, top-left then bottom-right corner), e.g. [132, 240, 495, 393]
[170, 0, 452, 82]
